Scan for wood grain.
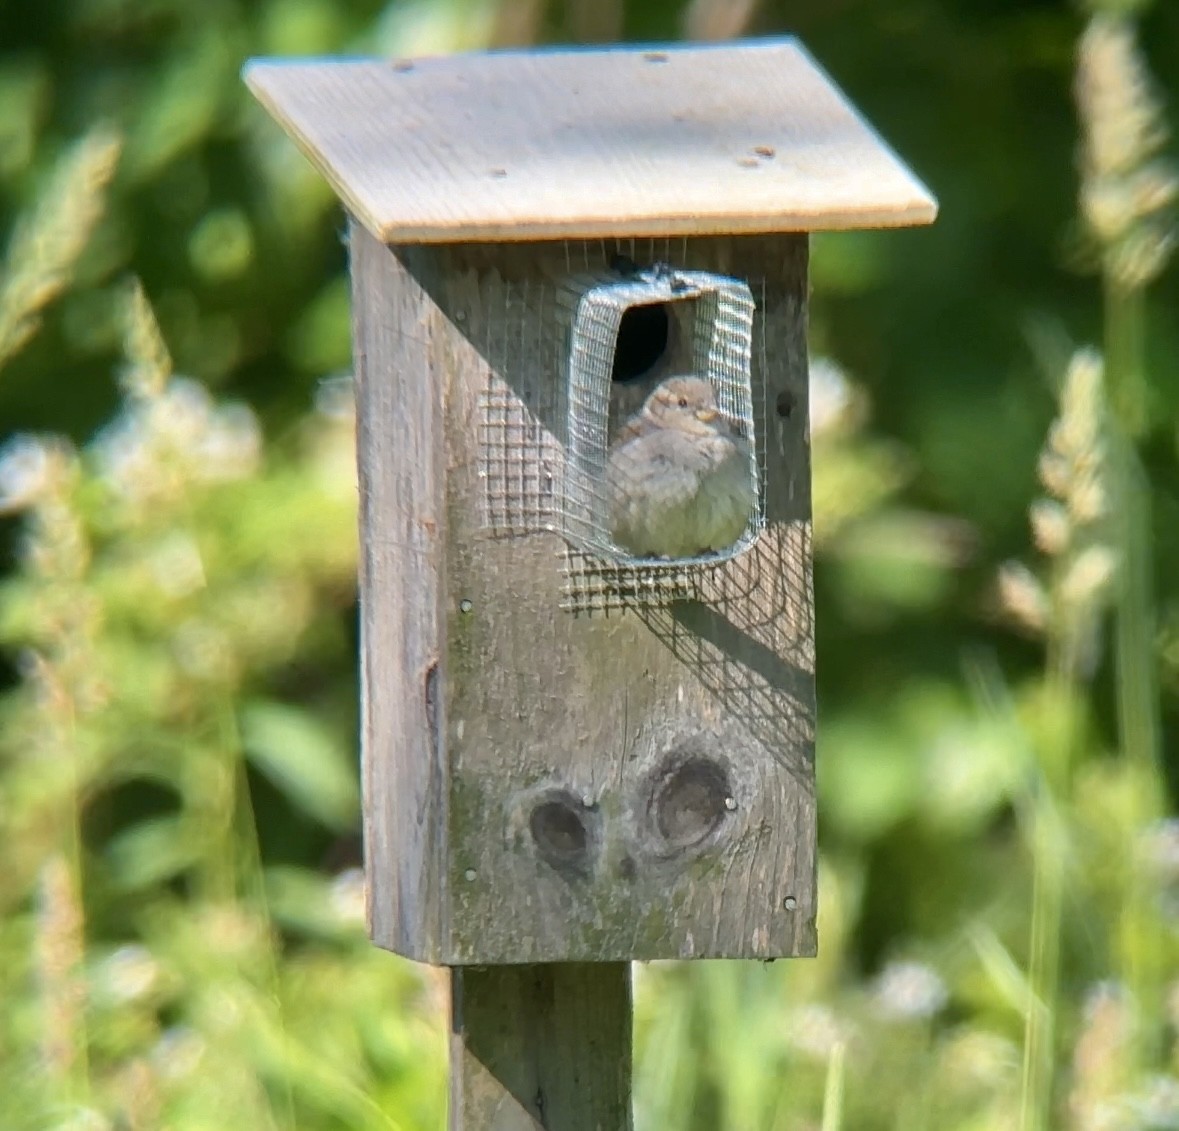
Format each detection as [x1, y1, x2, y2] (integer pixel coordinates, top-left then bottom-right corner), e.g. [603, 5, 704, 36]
[243, 39, 937, 243]
[450, 964, 632, 1131]
[352, 221, 448, 956]
[358, 232, 815, 964]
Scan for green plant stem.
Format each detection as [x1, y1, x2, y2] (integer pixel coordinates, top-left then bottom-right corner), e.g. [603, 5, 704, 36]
[1109, 444, 1160, 786]
[1105, 278, 1165, 1063]
[1018, 595, 1079, 1131]
[36, 700, 92, 1108]
[1019, 787, 1063, 1131]
[1105, 278, 1159, 777]
[820, 1041, 846, 1131]
[1104, 277, 1147, 440]
[63, 765, 89, 1101]
[222, 696, 297, 1131]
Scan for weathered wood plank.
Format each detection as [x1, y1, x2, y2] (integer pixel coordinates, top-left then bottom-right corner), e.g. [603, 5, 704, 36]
[450, 964, 632, 1131]
[243, 41, 937, 244]
[352, 221, 448, 958]
[357, 234, 815, 964]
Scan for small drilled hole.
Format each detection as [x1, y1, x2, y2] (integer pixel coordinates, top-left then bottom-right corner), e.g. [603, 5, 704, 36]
[530, 798, 589, 864]
[776, 390, 796, 418]
[612, 303, 670, 382]
[653, 758, 730, 849]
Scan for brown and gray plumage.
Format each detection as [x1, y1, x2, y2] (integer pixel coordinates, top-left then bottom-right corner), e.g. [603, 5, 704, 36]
[606, 375, 754, 558]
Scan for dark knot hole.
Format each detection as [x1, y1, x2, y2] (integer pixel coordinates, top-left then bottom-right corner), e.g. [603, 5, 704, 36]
[530, 796, 590, 866]
[653, 757, 731, 849]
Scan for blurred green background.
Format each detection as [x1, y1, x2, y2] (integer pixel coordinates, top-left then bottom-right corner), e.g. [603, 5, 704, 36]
[3, 0, 1179, 1128]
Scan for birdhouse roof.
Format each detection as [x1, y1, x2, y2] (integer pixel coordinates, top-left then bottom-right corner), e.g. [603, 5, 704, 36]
[244, 38, 936, 244]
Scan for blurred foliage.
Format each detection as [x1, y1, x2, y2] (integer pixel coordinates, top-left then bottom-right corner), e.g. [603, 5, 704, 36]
[2, 0, 1179, 1128]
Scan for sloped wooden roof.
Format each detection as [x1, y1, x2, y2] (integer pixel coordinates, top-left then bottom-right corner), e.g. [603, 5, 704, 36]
[244, 38, 937, 244]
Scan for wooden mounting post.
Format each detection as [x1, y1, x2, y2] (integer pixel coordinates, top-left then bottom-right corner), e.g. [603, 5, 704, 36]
[450, 964, 632, 1130]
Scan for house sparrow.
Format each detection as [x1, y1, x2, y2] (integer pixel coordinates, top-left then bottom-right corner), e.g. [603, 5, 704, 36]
[605, 375, 754, 558]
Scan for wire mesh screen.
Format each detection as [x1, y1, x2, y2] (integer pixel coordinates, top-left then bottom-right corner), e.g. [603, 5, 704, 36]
[477, 277, 566, 537]
[467, 241, 772, 614]
[560, 268, 760, 567]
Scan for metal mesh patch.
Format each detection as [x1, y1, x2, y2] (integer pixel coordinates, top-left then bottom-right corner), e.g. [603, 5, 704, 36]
[560, 267, 760, 565]
[473, 249, 767, 613]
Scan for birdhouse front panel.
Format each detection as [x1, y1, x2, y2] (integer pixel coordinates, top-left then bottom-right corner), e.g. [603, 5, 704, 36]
[353, 225, 815, 964]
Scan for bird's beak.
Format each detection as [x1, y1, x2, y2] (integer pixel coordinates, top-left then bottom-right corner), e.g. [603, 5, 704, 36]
[694, 408, 719, 423]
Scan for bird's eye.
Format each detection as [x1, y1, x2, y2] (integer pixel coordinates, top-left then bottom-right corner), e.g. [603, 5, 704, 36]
[677, 397, 688, 408]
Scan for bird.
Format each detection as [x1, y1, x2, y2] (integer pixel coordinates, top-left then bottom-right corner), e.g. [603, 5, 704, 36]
[605, 375, 754, 559]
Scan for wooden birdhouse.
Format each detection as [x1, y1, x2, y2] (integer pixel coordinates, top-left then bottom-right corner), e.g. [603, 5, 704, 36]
[246, 37, 935, 1128]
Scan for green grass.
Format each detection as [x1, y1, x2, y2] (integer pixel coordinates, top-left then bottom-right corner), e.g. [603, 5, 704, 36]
[1, 3, 1177, 1129]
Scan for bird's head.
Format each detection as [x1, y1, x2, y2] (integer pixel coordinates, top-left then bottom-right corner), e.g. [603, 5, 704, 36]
[640, 376, 726, 437]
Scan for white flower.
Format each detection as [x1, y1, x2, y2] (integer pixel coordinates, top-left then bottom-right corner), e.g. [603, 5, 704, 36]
[93, 377, 261, 504]
[783, 1002, 855, 1060]
[147, 532, 206, 598]
[92, 944, 160, 1006]
[0, 435, 61, 512]
[872, 959, 949, 1020]
[1132, 1075, 1179, 1129]
[151, 1026, 205, 1081]
[195, 401, 261, 481]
